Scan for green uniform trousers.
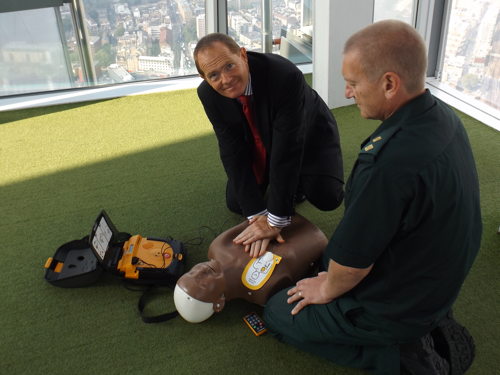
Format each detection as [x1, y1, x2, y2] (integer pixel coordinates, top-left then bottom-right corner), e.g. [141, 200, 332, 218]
[264, 288, 429, 375]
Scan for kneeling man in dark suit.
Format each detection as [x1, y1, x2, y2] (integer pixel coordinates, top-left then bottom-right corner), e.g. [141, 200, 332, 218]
[194, 33, 344, 257]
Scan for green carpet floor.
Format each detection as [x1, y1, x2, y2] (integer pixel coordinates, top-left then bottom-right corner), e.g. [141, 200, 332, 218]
[0, 88, 498, 375]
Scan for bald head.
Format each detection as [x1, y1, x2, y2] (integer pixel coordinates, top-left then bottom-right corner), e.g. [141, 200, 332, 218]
[344, 20, 427, 94]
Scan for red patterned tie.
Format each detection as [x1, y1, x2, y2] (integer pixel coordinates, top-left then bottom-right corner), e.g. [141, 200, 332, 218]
[239, 95, 267, 185]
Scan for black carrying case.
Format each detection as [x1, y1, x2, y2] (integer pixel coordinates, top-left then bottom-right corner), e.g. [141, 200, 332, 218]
[44, 236, 103, 288]
[44, 210, 186, 288]
[44, 210, 187, 323]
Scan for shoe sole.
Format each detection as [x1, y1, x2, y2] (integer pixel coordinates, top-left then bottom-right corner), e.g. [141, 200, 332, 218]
[431, 316, 475, 375]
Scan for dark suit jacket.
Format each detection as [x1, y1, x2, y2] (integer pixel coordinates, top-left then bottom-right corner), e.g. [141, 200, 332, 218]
[198, 51, 343, 217]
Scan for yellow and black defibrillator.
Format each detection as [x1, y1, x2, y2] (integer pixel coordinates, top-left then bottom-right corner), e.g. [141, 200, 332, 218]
[44, 210, 186, 288]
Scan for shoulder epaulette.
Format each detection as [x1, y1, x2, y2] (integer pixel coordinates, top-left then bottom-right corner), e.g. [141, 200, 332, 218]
[360, 125, 401, 156]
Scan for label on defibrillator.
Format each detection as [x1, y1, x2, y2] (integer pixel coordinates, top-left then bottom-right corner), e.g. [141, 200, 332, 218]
[241, 252, 282, 290]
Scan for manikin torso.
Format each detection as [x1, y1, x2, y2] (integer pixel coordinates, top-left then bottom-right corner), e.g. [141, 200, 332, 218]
[206, 214, 328, 305]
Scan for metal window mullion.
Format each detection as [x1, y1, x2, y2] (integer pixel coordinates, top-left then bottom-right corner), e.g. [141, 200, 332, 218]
[69, 0, 95, 85]
[206, 0, 227, 34]
[262, 0, 272, 53]
[217, 0, 227, 34]
[205, 0, 216, 33]
[415, 0, 434, 44]
[433, 0, 453, 80]
[54, 6, 75, 87]
[412, 0, 420, 26]
[415, 0, 448, 78]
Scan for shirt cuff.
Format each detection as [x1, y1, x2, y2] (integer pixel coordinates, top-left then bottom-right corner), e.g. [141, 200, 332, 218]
[247, 209, 268, 221]
[267, 213, 291, 228]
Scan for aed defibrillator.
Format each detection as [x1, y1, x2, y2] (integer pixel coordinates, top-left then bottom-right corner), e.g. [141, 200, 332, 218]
[44, 210, 186, 288]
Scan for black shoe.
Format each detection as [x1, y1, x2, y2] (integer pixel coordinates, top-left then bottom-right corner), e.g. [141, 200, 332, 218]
[400, 333, 450, 375]
[431, 311, 475, 375]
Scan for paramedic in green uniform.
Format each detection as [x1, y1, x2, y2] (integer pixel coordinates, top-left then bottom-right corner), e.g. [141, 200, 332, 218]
[263, 20, 482, 375]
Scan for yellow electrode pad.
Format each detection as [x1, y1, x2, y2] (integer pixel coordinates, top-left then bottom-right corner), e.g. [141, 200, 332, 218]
[241, 252, 282, 290]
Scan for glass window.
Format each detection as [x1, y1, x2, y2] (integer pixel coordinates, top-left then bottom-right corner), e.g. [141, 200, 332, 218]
[0, 0, 206, 97]
[81, 0, 204, 84]
[0, 7, 78, 96]
[373, 0, 416, 25]
[227, 0, 312, 64]
[440, 0, 500, 111]
[0, 0, 317, 98]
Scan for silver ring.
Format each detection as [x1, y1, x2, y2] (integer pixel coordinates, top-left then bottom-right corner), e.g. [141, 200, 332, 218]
[298, 291, 302, 297]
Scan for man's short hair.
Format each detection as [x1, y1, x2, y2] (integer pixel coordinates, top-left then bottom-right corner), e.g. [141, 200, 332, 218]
[344, 20, 428, 94]
[194, 33, 241, 77]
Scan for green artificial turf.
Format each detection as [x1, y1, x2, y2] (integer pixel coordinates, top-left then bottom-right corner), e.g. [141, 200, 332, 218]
[0, 88, 498, 375]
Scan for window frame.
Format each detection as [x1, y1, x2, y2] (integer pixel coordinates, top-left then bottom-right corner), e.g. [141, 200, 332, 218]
[1, 0, 498, 130]
[423, 0, 499, 129]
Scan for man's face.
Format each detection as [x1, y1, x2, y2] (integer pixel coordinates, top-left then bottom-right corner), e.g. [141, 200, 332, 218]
[197, 42, 249, 99]
[177, 259, 225, 303]
[342, 50, 387, 120]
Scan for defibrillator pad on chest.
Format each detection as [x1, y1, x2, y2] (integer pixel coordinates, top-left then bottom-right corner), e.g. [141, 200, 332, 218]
[241, 252, 282, 290]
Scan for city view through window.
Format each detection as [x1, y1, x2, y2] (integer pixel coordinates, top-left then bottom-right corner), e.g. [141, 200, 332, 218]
[0, 0, 311, 96]
[227, 0, 312, 62]
[73, 0, 206, 85]
[440, 0, 499, 110]
[0, 8, 73, 95]
[73, 0, 311, 87]
[0, 0, 498, 119]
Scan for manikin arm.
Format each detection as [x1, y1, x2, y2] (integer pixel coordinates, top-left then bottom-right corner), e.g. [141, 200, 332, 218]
[287, 259, 373, 315]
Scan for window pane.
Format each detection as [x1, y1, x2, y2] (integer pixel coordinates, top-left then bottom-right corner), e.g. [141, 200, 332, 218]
[440, 0, 500, 111]
[227, 0, 312, 64]
[80, 0, 204, 84]
[227, 0, 263, 51]
[0, 7, 76, 96]
[373, 0, 416, 24]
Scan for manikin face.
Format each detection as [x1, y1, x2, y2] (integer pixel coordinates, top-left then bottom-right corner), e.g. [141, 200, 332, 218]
[197, 42, 250, 99]
[177, 259, 226, 303]
[342, 50, 388, 121]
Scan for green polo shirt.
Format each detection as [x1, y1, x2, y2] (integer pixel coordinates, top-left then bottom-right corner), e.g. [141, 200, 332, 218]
[326, 90, 482, 327]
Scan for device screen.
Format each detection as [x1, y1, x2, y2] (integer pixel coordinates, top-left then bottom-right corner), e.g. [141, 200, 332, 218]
[91, 216, 113, 261]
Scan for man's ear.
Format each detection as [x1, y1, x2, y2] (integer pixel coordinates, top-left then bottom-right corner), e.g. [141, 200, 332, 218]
[240, 47, 248, 62]
[213, 295, 225, 312]
[382, 72, 400, 99]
